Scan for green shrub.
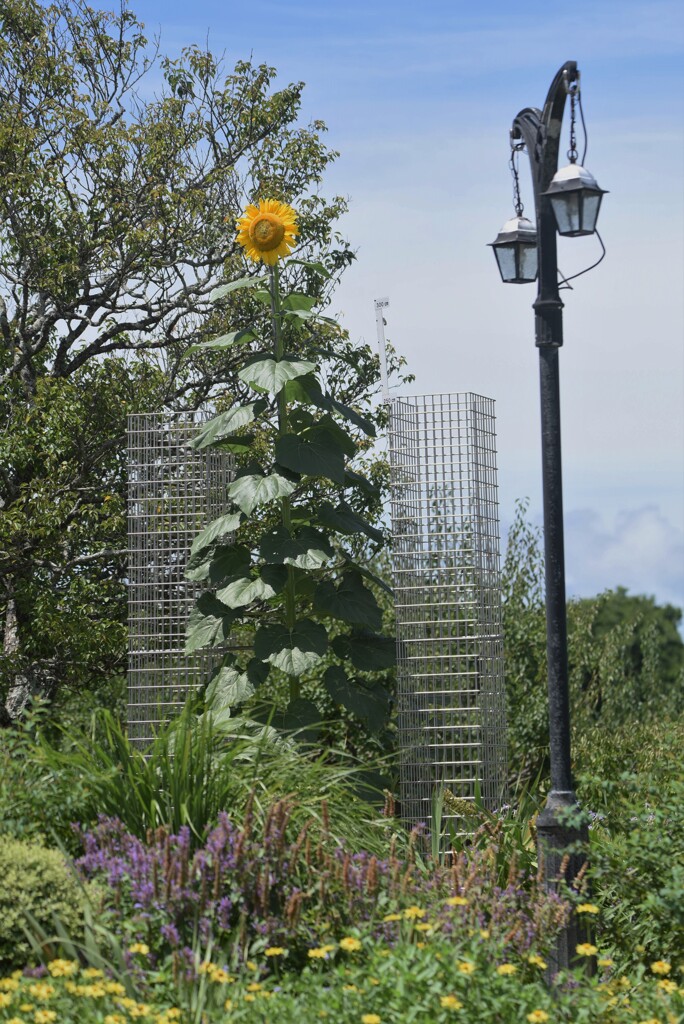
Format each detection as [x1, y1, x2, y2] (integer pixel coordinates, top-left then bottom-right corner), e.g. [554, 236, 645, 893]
[0, 835, 85, 969]
[576, 717, 684, 966]
[0, 701, 93, 849]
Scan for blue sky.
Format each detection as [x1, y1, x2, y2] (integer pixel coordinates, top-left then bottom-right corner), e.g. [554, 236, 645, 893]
[134, 0, 684, 611]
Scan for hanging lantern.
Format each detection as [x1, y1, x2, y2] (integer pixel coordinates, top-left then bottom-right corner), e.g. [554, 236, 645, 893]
[489, 216, 538, 284]
[543, 163, 607, 237]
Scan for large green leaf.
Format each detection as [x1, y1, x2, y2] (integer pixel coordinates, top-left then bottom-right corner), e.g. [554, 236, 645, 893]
[331, 632, 396, 670]
[283, 307, 336, 325]
[287, 258, 331, 279]
[281, 292, 316, 312]
[209, 433, 256, 454]
[314, 414, 357, 458]
[185, 593, 235, 653]
[191, 402, 265, 450]
[259, 526, 334, 569]
[345, 558, 394, 596]
[216, 573, 280, 608]
[275, 428, 346, 484]
[284, 374, 375, 437]
[211, 277, 264, 300]
[227, 471, 297, 515]
[283, 373, 324, 407]
[190, 512, 243, 560]
[206, 664, 255, 708]
[185, 544, 251, 583]
[254, 619, 328, 676]
[323, 666, 390, 732]
[313, 571, 383, 632]
[250, 697, 321, 741]
[328, 396, 376, 438]
[186, 328, 257, 355]
[280, 698, 322, 740]
[238, 356, 315, 394]
[318, 500, 384, 543]
[344, 468, 380, 498]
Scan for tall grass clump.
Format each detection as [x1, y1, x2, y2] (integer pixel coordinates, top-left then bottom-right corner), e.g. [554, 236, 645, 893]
[3, 702, 392, 855]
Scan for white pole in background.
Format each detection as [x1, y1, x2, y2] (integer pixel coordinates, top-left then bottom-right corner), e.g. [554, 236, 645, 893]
[374, 297, 390, 402]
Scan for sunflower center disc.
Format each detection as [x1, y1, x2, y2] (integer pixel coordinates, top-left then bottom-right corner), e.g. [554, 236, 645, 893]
[250, 214, 285, 251]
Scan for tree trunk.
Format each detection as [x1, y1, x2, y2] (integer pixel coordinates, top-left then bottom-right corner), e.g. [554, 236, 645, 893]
[2, 595, 56, 723]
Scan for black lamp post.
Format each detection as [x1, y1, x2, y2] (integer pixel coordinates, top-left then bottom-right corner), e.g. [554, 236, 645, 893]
[490, 61, 607, 974]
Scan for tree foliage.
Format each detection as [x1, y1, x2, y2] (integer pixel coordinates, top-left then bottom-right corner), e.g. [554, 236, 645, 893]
[502, 500, 684, 784]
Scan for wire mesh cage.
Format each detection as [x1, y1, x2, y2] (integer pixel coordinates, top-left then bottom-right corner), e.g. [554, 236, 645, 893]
[126, 413, 234, 748]
[388, 393, 508, 833]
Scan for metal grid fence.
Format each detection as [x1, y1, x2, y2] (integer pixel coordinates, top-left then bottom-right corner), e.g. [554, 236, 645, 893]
[388, 393, 508, 832]
[126, 413, 234, 747]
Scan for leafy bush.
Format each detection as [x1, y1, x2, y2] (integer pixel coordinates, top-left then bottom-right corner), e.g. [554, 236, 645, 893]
[0, 701, 96, 846]
[576, 716, 684, 966]
[0, 836, 85, 970]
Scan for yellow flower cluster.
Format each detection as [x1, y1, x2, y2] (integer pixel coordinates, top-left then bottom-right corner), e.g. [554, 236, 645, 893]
[441, 994, 463, 1010]
[0, 962, 190, 1024]
[47, 959, 78, 978]
[197, 961, 235, 984]
[445, 896, 469, 907]
[308, 944, 336, 959]
[496, 963, 517, 976]
[457, 961, 477, 975]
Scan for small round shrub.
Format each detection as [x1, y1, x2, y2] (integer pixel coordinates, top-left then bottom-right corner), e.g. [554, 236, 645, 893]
[0, 835, 84, 969]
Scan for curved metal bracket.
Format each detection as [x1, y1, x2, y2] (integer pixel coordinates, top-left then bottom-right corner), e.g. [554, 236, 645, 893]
[510, 61, 579, 347]
[512, 62, 578, 196]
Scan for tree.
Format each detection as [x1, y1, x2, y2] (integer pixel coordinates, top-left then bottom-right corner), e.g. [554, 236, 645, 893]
[0, 0, 360, 720]
[501, 500, 684, 785]
[569, 587, 683, 723]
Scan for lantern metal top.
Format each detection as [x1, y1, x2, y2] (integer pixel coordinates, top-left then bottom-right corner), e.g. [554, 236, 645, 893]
[489, 215, 537, 246]
[542, 162, 607, 198]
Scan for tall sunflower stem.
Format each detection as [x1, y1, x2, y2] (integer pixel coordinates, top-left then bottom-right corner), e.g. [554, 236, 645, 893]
[269, 265, 299, 704]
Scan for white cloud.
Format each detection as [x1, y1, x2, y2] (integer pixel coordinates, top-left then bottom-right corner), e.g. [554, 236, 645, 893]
[564, 505, 684, 608]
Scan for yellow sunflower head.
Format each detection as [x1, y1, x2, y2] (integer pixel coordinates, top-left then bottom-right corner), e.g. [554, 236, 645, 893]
[236, 198, 298, 265]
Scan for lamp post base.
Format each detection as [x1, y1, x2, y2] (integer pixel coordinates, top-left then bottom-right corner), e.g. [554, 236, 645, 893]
[536, 789, 591, 978]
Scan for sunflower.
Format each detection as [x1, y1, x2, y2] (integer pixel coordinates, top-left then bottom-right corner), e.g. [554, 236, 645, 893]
[236, 199, 298, 265]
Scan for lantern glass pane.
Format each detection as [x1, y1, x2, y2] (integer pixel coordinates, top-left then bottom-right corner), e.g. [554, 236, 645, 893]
[582, 193, 601, 233]
[494, 244, 517, 282]
[519, 243, 538, 282]
[551, 192, 580, 235]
